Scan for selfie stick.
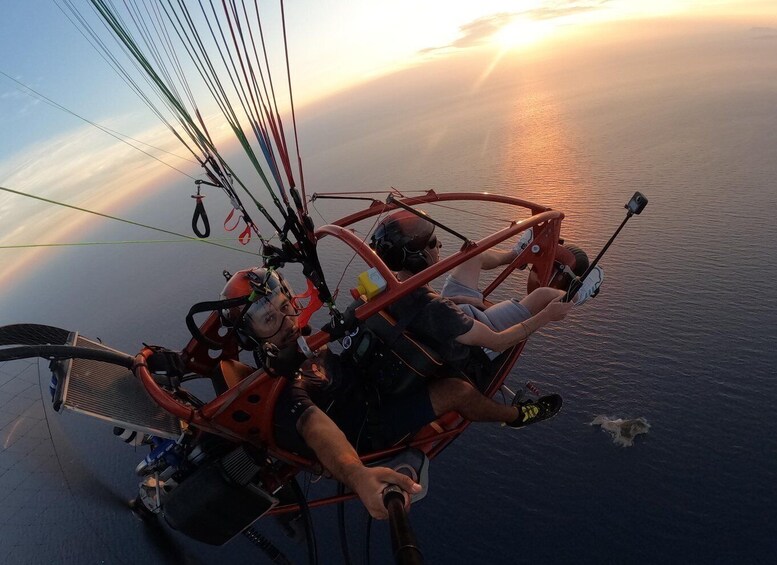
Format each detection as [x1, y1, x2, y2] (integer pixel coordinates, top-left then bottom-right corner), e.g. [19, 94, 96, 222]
[562, 191, 648, 303]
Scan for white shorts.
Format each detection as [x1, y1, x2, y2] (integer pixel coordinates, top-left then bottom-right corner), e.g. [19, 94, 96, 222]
[441, 275, 531, 359]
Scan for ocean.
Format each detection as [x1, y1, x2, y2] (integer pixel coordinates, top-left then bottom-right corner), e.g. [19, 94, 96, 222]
[1, 20, 776, 564]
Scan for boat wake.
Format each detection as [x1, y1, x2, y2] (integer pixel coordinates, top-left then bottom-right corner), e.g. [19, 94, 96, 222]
[589, 415, 650, 447]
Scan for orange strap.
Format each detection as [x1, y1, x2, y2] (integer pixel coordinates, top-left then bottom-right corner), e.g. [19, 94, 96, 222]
[295, 279, 324, 328]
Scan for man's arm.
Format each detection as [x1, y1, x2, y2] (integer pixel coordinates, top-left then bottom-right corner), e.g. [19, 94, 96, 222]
[479, 248, 519, 270]
[444, 294, 487, 308]
[455, 296, 573, 352]
[447, 248, 517, 292]
[296, 406, 421, 519]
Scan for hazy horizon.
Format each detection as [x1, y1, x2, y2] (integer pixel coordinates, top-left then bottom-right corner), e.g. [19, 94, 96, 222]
[3, 12, 776, 296]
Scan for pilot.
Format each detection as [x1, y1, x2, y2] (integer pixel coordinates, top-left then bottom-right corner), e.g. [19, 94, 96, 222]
[220, 264, 578, 518]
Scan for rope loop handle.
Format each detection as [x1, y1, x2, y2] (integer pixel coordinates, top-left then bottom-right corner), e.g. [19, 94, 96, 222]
[191, 194, 210, 238]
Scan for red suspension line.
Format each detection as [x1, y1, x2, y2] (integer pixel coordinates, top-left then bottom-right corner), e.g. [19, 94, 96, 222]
[224, 0, 297, 200]
[251, 0, 296, 192]
[280, 0, 306, 212]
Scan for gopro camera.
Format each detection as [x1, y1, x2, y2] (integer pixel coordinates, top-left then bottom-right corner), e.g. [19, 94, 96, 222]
[625, 191, 648, 215]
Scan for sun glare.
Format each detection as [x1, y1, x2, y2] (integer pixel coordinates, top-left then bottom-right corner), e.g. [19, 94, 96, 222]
[493, 18, 558, 49]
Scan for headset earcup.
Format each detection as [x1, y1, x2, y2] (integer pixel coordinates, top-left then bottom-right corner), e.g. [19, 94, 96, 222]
[403, 250, 430, 274]
[377, 240, 404, 271]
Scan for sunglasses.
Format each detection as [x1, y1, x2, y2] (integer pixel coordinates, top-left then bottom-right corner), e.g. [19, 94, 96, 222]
[427, 235, 441, 249]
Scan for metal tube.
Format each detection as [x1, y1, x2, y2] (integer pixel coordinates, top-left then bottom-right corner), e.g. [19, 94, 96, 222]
[384, 490, 424, 565]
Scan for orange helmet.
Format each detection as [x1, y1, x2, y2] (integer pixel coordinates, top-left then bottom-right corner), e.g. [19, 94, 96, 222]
[220, 267, 298, 346]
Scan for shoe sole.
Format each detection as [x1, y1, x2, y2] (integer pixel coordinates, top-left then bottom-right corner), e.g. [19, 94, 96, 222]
[575, 268, 604, 305]
[509, 394, 563, 429]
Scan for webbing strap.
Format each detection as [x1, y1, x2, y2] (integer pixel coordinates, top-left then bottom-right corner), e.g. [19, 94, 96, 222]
[377, 292, 427, 347]
[191, 195, 211, 238]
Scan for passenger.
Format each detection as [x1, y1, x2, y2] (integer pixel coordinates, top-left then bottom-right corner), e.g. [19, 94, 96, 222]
[220, 257, 597, 519]
[369, 210, 604, 365]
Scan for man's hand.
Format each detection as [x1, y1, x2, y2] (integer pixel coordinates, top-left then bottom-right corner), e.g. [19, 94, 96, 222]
[297, 407, 422, 519]
[541, 296, 574, 322]
[262, 342, 306, 378]
[446, 294, 486, 309]
[347, 465, 422, 520]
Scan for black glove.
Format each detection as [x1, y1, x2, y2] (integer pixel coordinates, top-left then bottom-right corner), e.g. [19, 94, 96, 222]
[261, 342, 306, 379]
[145, 345, 187, 377]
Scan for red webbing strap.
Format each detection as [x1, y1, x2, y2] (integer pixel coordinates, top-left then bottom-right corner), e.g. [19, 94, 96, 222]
[224, 208, 252, 245]
[295, 278, 324, 328]
[224, 208, 241, 231]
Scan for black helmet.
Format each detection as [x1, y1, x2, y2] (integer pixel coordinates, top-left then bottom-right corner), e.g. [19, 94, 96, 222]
[370, 210, 437, 274]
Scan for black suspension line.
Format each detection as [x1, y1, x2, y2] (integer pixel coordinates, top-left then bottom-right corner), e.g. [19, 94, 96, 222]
[60, 0, 335, 304]
[0, 70, 197, 177]
[91, 0, 281, 237]
[195, 0, 289, 216]
[0, 185, 259, 256]
[157, 0, 288, 231]
[59, 0, 207, 164]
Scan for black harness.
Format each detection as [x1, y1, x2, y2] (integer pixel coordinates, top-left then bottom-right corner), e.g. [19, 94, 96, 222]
[339, 292, 494, 449]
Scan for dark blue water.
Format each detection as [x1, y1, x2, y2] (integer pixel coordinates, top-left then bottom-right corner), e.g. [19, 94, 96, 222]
[2, 24, 777, 564]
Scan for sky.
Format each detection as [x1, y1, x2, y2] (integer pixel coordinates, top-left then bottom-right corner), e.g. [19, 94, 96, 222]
[1, 0, 776, 291]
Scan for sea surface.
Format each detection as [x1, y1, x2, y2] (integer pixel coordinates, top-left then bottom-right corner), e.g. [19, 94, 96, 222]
[2, 24, 777, 564]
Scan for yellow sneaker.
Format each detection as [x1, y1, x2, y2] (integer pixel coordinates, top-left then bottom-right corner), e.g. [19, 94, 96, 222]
[506, 394, 563, 428]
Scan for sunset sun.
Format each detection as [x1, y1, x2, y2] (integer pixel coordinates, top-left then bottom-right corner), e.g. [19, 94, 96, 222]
[493, 18, 559, 49]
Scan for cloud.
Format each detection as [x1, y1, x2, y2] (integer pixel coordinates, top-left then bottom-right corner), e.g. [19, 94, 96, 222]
[750, 26, 777, 40]
[0, 89, 41, 120]
[0, 116, 212, 288]
[0, 73, 45, 121]
[420, 1, 610, 54]
[523, 0, 610, 21]
[1, 89, 22, 100]
[450, 13, 515, 49]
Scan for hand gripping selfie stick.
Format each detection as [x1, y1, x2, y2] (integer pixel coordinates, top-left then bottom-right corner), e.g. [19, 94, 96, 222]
[378, 449, 428, 564]
[562, 191, 648, 303]
[382, 452, 427, 565]
[383, 482, 424, 565]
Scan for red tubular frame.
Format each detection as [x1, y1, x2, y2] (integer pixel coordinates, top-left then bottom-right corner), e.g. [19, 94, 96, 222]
[133, 191, 565, 507]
